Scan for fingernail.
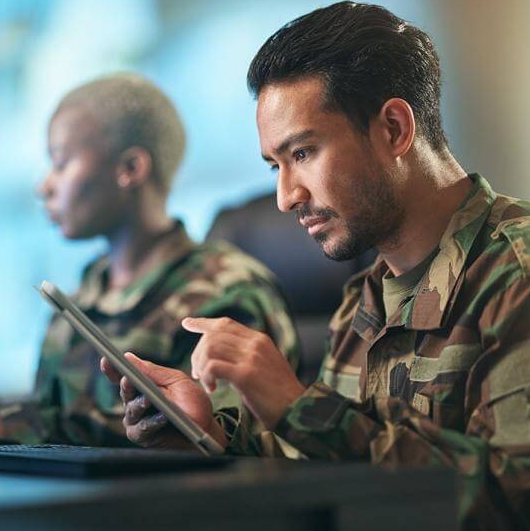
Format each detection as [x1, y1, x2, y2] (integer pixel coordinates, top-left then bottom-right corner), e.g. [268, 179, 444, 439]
[153, 412, 167, 425]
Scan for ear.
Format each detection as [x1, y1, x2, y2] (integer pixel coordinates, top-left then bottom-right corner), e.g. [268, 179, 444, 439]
[115, 147, 152, 189]
[372, 98, 415, 158]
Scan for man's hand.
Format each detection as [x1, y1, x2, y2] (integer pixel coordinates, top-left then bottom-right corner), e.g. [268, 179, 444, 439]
[183, 317, 306, 430]
[101, 353, 228, 450]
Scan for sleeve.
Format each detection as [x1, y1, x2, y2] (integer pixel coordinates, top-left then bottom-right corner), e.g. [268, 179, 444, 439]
[0, 316, 68, 444]
[0, 401, 61, 444]
[274, 273, 530, 529]
[1, 313, 131, 446]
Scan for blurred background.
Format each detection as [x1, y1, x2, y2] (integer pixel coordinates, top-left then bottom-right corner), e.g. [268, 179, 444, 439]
[1, 0, 529, 393]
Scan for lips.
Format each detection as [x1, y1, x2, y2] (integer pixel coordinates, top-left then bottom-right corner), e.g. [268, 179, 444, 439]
[300, 216, 329, 236]
[45, 206, 60, 224]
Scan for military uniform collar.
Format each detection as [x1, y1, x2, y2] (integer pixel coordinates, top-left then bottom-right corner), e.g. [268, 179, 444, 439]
[351, 257, 387, 342]
[353, 174, 496, 338]
[76, 220, 196, 315]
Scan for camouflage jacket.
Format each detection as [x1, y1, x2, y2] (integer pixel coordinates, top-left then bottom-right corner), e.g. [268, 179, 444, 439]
[1, 221, 299, 447]
[274, 175, 530, 529]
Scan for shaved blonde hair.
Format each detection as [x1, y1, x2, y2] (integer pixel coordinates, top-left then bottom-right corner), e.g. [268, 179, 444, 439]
[53, 73, 186, 195]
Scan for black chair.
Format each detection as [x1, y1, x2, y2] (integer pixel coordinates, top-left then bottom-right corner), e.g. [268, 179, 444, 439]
[206, 193, 376, 384]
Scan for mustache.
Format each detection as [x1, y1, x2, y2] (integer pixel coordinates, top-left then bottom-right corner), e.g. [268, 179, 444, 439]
[296, 204, 339, 222]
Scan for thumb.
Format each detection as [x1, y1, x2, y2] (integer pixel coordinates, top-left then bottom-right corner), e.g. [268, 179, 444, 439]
[124, 352, 189, 387]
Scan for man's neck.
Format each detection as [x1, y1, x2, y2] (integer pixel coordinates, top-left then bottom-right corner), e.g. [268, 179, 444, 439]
[379, 150, 471, 277]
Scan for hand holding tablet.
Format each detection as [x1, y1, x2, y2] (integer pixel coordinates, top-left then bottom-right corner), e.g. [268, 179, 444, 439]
[38, 280, 224, 456]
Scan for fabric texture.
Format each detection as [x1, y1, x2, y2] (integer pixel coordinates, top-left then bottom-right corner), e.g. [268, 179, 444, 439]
[1, 221, 299, 450]
[273, 175, 530, 529]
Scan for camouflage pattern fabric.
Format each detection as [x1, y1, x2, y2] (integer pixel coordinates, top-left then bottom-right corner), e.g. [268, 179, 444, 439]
[0, 220, 299, 448]
[273, 175, 530, 529]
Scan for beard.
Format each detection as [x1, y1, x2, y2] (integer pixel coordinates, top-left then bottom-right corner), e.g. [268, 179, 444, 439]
[300, 167, 404, 261]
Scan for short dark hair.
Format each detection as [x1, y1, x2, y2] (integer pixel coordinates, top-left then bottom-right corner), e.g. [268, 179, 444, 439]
[247, 1, 447, 151]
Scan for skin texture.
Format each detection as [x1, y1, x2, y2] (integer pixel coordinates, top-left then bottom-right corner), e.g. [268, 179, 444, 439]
[259, 77, 406, 261]
[102, 76, 472, 449]
[39, 106, 127, 240]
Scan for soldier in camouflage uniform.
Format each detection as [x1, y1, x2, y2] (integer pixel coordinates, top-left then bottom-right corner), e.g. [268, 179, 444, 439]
[102, 3, 529, 529]
[0, 74, 298, 448]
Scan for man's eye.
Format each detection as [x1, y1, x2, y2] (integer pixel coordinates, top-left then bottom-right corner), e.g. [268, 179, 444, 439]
[269, 164, 279, 173]
[293, 148, 309, 162]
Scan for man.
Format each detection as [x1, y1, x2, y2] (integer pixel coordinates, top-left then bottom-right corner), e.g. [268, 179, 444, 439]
[0, 73, 298, 449]
[102, 4, 530, 528]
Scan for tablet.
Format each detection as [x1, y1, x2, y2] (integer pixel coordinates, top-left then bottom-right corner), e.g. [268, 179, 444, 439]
[38, 280, 224, 456]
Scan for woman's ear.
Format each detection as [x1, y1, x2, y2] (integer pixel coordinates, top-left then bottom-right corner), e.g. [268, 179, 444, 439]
[116, 147, 152, 189]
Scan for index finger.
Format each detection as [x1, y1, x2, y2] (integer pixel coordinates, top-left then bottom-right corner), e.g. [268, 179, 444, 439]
[182, 316, 249, 335]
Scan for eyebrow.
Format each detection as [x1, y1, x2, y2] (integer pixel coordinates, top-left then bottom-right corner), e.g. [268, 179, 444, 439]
[262, 130, 316, 162]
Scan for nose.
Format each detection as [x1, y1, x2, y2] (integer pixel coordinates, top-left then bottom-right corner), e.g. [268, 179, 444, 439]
[36, 170, 54, 199]
[276, 166, 310, 212]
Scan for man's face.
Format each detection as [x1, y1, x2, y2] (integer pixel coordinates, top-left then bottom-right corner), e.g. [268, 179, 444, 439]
[39, 106, 127, 240]
[257, 76, 404, 260]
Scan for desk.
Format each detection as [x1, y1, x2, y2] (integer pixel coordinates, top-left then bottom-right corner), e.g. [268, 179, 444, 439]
[0, 459, 456, 530]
